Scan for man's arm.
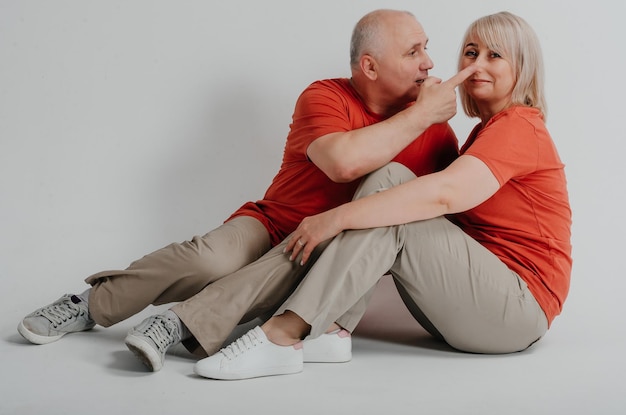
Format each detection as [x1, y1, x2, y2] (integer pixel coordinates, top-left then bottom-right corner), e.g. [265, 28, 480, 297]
[307, 67, 476, 183]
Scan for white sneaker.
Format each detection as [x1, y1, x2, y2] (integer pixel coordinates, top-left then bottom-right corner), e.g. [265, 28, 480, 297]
[194, 326, 303, 380]
[303, 329, 352, 363]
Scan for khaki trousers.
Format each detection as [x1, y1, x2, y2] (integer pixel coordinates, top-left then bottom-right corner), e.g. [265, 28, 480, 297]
[86, 212, 328, 357]
[278, 162, 549, 354]
[85, 216, 271, 328]
[171, 237, 330, 356]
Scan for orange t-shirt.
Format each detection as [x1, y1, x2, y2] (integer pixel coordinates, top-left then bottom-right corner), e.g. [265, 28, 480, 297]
[228, 78, 459, 246]
[452, 106, 572, 324]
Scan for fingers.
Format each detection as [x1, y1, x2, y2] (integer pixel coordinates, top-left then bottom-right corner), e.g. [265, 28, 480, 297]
[285, 234, 318, 265]
[284, 235, 308, 265]
[298, 247, 312, 266]
[421, 76, 442, 87]
[284, 236, 298, 257]
[442, 65, 477, 88]
[290, 238, 307, 263]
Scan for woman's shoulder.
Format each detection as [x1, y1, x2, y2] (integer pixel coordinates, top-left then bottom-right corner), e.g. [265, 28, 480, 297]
[486, 106, 547, 137]
[491, 106, 543, 123]
[493, 106, 545, 128]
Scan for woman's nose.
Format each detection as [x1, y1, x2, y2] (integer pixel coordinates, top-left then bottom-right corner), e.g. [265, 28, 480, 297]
[472, 55, 487, 68]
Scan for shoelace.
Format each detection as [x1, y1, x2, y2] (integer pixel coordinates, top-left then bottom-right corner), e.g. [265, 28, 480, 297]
[140, 316, 179, 353]
[220, 330, 262, 360]
[36, 297, 83, 328]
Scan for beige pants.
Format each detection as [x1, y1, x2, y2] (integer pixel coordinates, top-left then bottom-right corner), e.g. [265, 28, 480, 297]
[87, 162, 547, 356]
[85, 216, 271, 328]
[86, 213, 327, 357]
[171, 236, 330, 356]
[278, 162, 549, 354]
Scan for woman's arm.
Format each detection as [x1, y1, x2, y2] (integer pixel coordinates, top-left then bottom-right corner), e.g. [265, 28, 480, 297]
[286, 154, 500, 264]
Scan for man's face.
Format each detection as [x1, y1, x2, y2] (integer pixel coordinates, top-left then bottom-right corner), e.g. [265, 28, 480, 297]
[375, 15, 433, 105]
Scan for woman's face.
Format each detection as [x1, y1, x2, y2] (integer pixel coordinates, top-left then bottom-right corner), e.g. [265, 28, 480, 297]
[460, 38, 516, 119]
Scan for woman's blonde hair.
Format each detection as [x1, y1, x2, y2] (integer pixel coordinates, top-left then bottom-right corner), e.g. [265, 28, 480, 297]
[458, 12, 547, 118]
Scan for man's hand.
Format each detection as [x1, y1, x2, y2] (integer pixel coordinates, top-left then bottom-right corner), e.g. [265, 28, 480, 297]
[414, 65, 477, 126]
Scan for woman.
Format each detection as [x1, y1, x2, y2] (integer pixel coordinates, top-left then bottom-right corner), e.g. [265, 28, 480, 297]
[194, 11, 572, 380]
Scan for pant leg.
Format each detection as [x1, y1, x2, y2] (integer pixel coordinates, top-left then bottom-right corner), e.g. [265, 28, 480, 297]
[276, 224, 402, 338]
[283, 162, 419, 336]
[389, 217, 548, 354]
[174, 162, 421, 355]
[168, 163, 413, 356]
[172, 237, 330, 356]
[86, 216, 271, 327]
[277, 161, 548, 351]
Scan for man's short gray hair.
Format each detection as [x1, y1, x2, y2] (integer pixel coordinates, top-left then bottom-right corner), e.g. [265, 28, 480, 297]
[349, 9, 415, 68]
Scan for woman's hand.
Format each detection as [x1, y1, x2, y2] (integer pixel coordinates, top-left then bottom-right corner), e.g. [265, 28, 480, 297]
[284, 208, 345, 265]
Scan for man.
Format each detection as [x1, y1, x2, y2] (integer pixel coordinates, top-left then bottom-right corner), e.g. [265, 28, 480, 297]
[18, 9, 465, 372]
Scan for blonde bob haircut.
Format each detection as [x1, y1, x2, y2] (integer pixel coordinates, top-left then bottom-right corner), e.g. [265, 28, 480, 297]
[458, 12, 547, 119]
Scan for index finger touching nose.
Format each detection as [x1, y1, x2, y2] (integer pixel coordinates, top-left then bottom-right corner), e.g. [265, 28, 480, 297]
[443, 65, 477, 88]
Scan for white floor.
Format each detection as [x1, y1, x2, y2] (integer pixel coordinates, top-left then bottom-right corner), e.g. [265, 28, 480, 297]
[2, 274, 624, 415]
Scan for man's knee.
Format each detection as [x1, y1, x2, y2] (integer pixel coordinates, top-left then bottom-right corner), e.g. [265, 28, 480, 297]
[354, 162, 417, 199]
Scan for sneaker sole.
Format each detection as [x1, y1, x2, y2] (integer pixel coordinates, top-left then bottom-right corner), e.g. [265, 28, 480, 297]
[17, 321, 66, 345]
[125, 335, 163, 372]
[303, 350, 352, 363]
[194, 362, 303, 380]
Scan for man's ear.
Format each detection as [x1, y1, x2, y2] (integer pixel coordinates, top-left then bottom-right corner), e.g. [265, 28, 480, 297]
[360, 54, 378, 81]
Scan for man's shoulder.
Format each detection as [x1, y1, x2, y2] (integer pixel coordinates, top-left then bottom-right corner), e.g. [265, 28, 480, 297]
[297, 78, 358, 107]
[305, 78, 350, 92]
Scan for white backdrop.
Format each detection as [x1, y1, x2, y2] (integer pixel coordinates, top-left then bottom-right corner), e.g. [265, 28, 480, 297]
[1, 0, 624, 388]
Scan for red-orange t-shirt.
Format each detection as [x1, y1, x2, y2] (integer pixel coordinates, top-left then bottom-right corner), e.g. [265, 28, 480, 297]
[227, 78, 459, 246]
[451, 106, 572, 325]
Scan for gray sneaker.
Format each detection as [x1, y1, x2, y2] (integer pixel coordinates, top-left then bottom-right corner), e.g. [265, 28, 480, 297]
[124, 314, 182, 372]
[18, 294, 95, 345]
